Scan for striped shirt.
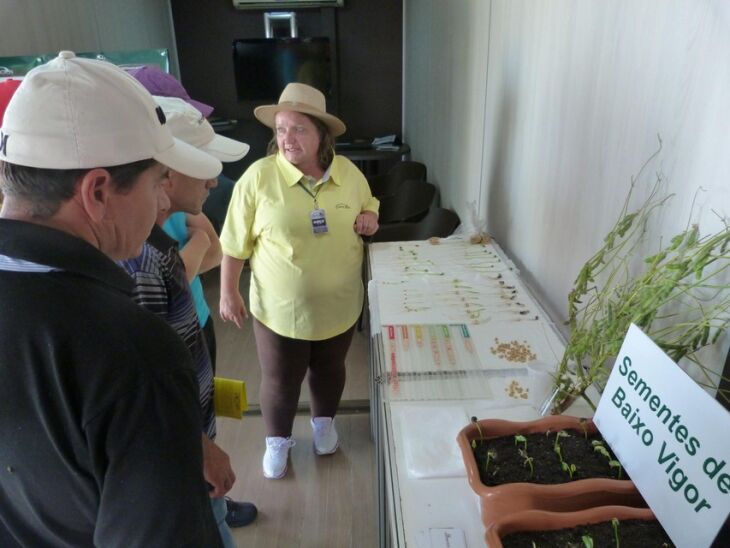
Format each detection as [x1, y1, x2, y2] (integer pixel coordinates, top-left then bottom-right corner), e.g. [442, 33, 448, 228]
[119, 225, 216, 440]
[0, 254, 58, 272]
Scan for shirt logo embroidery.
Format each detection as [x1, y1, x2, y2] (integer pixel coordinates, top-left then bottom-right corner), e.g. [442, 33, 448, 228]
[0, 131, 8, 156]
[335, 203, 351, 209]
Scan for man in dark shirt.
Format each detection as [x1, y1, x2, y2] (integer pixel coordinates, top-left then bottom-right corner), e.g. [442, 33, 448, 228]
[0, 52, 224, 547]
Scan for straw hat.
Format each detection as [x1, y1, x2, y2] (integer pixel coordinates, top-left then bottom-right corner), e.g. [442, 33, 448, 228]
[254, 83, 346, 137]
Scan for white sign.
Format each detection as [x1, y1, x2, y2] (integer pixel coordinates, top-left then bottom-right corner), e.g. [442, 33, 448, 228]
[594, 324, 730, 548]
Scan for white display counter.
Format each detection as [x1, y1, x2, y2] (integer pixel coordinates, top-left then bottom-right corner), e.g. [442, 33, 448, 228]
[366, 238, 592, 547]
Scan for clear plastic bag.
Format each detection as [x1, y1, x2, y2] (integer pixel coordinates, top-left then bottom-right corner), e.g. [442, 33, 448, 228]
[397, 405, 469, 479]
[453, 200, 491, 243]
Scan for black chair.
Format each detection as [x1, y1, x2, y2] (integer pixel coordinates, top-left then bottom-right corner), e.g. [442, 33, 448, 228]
[372, 207, 461, 243]
[367, 160, 426, 198]
[377, 179, 436, 224]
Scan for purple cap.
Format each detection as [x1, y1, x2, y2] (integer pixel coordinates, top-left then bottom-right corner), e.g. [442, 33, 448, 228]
[126, 65, 214, 118]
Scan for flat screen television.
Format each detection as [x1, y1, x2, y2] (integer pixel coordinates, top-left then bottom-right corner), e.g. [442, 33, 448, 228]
[232, 37, 332, 101]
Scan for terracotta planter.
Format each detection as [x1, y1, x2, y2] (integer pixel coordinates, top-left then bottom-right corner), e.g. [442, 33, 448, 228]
[485, 505, 657, 548]
[456, 415, 645, 527]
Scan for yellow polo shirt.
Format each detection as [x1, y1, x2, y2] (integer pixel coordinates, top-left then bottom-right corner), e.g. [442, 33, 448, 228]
[220, 153, 379, 340]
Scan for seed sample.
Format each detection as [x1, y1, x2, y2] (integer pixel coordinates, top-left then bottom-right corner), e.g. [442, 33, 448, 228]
[505, 380, 529, 399]
[490, 337, 537, 363]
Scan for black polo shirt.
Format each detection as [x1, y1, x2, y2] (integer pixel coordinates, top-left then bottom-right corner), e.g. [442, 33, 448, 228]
[0, 219, 222, 548]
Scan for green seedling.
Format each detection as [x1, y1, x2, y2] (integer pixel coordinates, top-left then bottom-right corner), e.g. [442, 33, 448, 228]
[554, 444, 564, 464]
[609, 459, 623, 479]
[553, 430, 570, 452]
[582, 535, 594, 548]
[592, 441, 624, 478]
[561, 461, 577, 479]
[592, 441, 611, 459]
[471, 416, 485, 440]
[485, 449, 496, 475]
[470, 416, 484, 449]
[514, 434, 528, 452]
[578, 418, 590, 439]
[611, 517, 620, 547]
[518, 448, 534, 478]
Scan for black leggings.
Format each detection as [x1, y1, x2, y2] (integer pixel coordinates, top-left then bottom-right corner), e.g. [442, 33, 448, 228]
[253, 318, 355, 437]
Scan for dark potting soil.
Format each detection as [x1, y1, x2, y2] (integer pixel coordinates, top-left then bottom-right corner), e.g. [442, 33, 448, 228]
[472, 429, 629, 485]
[501, 518, 675, 547]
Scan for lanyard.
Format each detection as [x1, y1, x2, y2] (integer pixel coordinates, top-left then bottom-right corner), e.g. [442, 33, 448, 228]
[297, 180, 325, 208]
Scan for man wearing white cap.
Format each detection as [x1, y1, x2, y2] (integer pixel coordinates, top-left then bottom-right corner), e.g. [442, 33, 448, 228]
[0, 52, 224, 546]
[119, 96, 253, 547]
[128, 68, 234, 380]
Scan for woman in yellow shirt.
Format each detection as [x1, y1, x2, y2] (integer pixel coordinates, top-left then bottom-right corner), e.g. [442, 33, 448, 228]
[219, 83, 379, 479]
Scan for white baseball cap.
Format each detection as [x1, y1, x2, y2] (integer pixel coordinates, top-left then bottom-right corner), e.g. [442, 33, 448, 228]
[0, 51, 222, 180]
[153, 96, 249, 163]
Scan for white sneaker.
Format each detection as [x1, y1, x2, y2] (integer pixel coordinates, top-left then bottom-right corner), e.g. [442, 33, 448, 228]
[311, 417, 339, 455]
[263, 436, 295, 479]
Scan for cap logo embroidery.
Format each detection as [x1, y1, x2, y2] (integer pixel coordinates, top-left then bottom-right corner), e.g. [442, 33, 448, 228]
[155, 106, 167, 125]
[0, 132, 8, 156]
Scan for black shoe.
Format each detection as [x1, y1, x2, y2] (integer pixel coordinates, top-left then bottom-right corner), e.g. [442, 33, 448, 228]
[224, 497, 257, 527]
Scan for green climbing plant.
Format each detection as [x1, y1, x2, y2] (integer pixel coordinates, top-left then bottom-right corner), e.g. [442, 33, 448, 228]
[550, 139, 730, 413]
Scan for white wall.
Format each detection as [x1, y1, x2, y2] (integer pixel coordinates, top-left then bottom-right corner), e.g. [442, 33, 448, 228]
[0, 0, 179, 75]
[404, 0, 730, 381]
[403, 0, 491, 218]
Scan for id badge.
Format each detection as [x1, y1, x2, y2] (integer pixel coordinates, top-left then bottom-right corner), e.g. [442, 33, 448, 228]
[310, 208, 328, 234]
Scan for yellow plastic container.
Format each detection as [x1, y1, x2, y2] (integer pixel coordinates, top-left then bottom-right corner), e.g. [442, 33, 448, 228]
[213, 377, 248, 419]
